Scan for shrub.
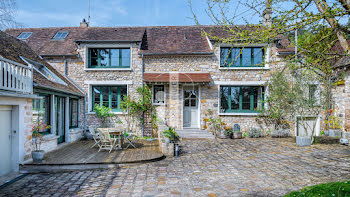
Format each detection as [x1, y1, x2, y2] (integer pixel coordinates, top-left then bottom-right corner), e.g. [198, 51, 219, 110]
[247, 127, 262, 138]
[271, 129, 291, 138]
[163, 127, 179, 142]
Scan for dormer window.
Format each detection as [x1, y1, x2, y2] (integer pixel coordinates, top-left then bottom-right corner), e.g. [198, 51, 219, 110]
[17, 32, 32, 40]
[52, 31, 69, 40]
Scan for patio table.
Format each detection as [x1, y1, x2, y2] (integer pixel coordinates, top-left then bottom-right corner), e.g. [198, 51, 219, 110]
[108, 129, 123, 150]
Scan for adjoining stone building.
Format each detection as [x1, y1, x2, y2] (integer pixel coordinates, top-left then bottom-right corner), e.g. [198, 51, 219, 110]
[6, 22, 304, 136]
[0, 30, 84, 176]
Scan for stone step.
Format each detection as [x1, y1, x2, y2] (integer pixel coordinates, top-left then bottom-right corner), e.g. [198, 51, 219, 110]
[176, 129, 215, 139]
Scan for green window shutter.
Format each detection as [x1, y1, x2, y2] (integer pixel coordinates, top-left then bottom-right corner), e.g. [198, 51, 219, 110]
[250, 87, 254, 111]
[99, 87, 103, 107]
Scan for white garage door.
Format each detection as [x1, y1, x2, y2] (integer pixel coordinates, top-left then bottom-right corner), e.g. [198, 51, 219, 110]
[0, 106, 12, 176]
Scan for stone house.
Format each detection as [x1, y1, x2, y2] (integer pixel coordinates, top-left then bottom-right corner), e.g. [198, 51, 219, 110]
[0, 30, 84, 176]
[6, 21, 307, 137]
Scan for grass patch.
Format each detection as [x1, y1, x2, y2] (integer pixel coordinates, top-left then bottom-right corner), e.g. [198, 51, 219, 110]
[285, 180, 350, 197]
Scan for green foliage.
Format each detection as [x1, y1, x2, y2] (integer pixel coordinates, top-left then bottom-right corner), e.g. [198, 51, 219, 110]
[285, 180, 350, 197]
[258, 71, 294, 129]
[120, 86, 158, 135]
[247, 127, 262, 138]
[206, 110, 225, 135]
[225, 128, 233, 136]
[163, 127, 179, 142]
[93, 104, 115, 127]
[325, 111, 343, 130]
[32, 121, 51, 151]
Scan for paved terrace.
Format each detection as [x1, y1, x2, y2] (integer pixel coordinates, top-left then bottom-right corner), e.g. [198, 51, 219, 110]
[0, 138, 349, 196]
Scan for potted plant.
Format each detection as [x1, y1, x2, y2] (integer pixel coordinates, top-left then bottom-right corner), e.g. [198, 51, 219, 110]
[325, 111, 342, 137]
[233, 124, 242, 139]
[163, 127, 179, 143]
[94, 104, 115, 128]
[32, 121, 51, 163]
[225, 128, 233, 139]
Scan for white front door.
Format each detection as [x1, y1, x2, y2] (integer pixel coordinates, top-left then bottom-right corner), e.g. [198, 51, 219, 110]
[0, 106, 12, 176]
[183, 86, 199, 128]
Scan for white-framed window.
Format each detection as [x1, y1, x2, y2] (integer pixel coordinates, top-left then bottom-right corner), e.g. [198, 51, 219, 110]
[153, 85, 165, 105]
[17, 32, 32, 40]
[52, 31, 69, 40]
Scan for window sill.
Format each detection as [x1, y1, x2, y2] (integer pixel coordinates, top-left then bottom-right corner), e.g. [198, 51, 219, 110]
[88, 111, 126, 115]
[84, 68, 132, 71]
[152, 103, 165, 106]
[219, 112, 259, 116]
[219, 67, 269, 70]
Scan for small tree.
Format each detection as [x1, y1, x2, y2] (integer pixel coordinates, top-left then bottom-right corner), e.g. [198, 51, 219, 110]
[120, 85, 158, 136]
[93, 104, 115, 127]
[258, 71, 295, 130]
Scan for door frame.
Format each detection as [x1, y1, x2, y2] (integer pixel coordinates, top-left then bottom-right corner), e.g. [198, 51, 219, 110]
[182, 84, 200, 129]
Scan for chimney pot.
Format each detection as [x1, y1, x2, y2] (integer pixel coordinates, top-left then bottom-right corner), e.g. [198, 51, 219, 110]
[80, 18, 89, 28]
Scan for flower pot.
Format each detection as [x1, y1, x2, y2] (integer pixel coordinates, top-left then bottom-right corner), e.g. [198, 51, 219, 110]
[164, 137, 170, 143]
[84, 131, 93, 140]
[217, 130, 227, 139]
[296, 136, 311, 147]
[32, 150, 44, 163]
[233, 132, 242, 139]
[328, 129, 341, 137]
[324, 130, 329, 136]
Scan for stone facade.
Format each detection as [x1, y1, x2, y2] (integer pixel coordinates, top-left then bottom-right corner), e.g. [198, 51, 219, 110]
[45, 42, 289, 134]
[332, 69, 350, 139]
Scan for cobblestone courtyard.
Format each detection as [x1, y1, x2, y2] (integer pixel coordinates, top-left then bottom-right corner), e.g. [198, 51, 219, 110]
[1, 138, 350, 197]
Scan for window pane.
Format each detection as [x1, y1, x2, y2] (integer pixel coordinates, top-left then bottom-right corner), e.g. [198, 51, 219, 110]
[190, 99, 196, 107]
[111, 87, 119, 109]
[242, 87, 251, 110]
[70, 99, 78, 127]
[93, 87, 101, 106]
[184, 99, 190, 107]
[231, 87, 240, 110]
[253, 87, 263, 110]
[220, 48, 229, 66]
[120, 86, 127, 102]
[101, 87, 109, 107]
[110, 49, 120, 67]
[220, 87, 229, 112]
[153, 85, 165, 104]
[232, 48, 241, 67]
[90, 49, 98, 67]
[242, 48, 252, 66]
[99, 49, 109, 67]
[253, 48, 263, 66]
[121, 49, 130, 67]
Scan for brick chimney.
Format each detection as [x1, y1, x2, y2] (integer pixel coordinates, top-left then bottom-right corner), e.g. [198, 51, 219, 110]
[80, 18, 89, 28]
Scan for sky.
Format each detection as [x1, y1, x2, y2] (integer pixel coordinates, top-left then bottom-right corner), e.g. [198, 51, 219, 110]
[14, 0, 214, 28]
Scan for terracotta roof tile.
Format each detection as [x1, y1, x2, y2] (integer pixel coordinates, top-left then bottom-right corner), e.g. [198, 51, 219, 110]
[0, 30, 83, 96]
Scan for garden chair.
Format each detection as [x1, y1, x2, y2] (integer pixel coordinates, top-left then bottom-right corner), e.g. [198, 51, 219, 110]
[89, 126, 101, 149]
[97, 128, 117, 153]
[124, 130, 137, 149]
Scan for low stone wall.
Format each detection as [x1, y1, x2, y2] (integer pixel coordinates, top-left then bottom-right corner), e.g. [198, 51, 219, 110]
[69, 128, 84, 142]
[40, 134, 59, 153]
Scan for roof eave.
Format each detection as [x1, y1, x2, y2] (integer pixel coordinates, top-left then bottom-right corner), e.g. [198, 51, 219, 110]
[74, 40, 141, 43]
[33, 84, 84, 97]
